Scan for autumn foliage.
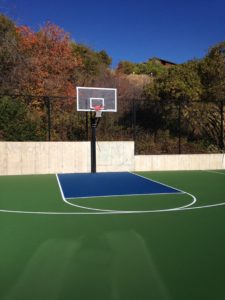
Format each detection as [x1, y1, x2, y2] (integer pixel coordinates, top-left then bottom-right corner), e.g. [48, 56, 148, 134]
[16, 23, 82, 96]
[0, 14, 224, 153]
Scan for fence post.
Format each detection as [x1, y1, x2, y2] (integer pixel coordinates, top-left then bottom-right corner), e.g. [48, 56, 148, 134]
[132, 99, 136, 153]
[220, 100, 224, 150]
[178, 101, 181, 154]
[44, 96, 51, 141]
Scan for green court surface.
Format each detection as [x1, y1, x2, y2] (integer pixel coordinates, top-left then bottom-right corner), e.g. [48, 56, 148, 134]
[0, 170, 225, 300]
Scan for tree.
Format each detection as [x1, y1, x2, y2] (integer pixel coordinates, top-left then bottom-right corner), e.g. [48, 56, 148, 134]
[156, 61, 203, 101]
[116, 61, 136, 75]
[15, 22, 82, 96]
[116, 58, 168, 77]
[139, 59, 167, 77]
[72, 43, 112, 86]
[197, 41, 225, 149]
[200, 41, 225, 100]
[0, 96, 40, 140]
[97, 50, 112, 66]
[142, 60, 209, 150]
[72, 43, 101, 85]
[0, 14, 19, 93]
[11, 22, 84, 140]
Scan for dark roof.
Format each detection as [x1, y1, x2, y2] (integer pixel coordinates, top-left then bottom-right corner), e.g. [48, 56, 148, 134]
[151, 57, 177, 65]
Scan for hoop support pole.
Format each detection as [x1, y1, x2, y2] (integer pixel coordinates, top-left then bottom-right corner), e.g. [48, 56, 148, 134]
[91, 115, 97, 173]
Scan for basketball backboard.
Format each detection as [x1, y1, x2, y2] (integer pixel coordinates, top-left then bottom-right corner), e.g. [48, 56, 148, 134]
[76, 87, 117, 112]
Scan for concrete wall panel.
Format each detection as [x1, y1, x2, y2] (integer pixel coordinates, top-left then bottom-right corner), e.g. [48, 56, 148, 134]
[0, 142, 224, 175]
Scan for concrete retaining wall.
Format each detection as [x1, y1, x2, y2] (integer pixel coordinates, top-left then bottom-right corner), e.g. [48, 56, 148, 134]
[97, 142, 134, 172]
[0, 141, 224, 175]
[134, 154, 225, 171]
[0, 141, 134, 175]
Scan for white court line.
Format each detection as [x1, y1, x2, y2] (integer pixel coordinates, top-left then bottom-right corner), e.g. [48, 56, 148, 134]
[64, 191, 197, 214]
[56, 173, 197, 213]
[0, 209, 119, 215]
[56, 174, 119, 212]
[66, 191, 183, 200]
[58, 171, 183, 200]
[56, 173, 66, 201]
[179, 202, 225, 210]
[1, 200, 225, 215]
[0, 176, 198, 215]
[1, 173, 225, 215]
[203, 170, 225, 175]
[129, 172, 184, 193]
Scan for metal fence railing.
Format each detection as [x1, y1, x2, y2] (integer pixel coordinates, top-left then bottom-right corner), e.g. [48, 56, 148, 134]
[0, 94, 224, 154]
[133, 99, 224, 154]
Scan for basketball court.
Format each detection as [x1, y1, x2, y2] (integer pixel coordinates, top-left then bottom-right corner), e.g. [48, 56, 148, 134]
[0, 170, 225, 299]
[1, 87, 225, 299]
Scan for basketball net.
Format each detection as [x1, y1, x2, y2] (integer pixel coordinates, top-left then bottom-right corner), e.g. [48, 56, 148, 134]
[92, 105, 104, 118]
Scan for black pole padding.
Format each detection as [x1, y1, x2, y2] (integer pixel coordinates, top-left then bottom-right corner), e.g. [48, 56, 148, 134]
[85, 112, 89, 140]
[90, 111, 103, 173]
[91, 115, 97, 173]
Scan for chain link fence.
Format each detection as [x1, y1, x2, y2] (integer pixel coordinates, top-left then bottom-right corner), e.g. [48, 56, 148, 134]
[0, 94, 224, 154]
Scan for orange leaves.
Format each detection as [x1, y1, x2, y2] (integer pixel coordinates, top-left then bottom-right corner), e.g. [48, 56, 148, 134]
[15, 22, 82, 97]
[16, 26, 37, 50]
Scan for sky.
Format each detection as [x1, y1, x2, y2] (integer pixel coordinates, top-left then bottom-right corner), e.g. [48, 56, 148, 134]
[1, 0, 225, 67]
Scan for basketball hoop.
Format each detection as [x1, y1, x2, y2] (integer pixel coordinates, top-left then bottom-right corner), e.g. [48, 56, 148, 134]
[76, 86, 117, 173]
[92, 105, 104, 118]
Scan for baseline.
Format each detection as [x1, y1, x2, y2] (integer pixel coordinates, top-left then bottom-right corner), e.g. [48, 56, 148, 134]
[203, 170, 225, 175]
